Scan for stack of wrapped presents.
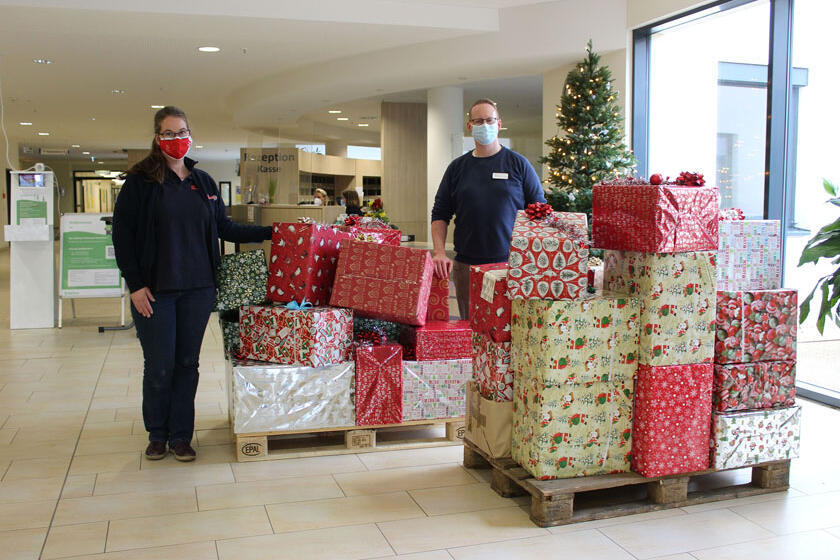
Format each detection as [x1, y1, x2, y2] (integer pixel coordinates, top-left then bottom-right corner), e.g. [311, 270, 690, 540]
[467, 173, 800, 482]
[217, 218, 473, 436]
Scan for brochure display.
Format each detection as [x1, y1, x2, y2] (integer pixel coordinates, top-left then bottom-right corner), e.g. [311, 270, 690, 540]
[3, 171, 55, 329]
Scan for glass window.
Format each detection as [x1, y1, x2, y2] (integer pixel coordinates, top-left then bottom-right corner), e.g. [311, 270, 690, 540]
[346, 145, 382, 160]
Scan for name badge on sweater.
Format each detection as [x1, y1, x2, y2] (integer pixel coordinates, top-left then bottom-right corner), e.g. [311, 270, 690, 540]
[492, 172, 508, 180]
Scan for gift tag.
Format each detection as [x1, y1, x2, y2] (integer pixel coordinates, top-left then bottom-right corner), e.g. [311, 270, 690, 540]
[481, 269, 506, 303]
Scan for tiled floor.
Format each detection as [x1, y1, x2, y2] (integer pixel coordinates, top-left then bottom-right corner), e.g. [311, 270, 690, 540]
[1, 249, 840, 559]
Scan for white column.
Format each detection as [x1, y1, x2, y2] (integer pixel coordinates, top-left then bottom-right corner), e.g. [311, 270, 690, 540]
[426, 86, 464, 238]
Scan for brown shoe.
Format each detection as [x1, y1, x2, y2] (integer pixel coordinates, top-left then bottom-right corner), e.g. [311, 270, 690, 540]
[170, 442, 196, 462]
[145, 441, 167, 460]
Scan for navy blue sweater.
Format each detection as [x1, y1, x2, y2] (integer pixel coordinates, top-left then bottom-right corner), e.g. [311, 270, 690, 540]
[431, 146, 545, 264]
[112, 158, 271, 293]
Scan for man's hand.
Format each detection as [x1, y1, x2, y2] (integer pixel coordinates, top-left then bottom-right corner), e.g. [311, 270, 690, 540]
[432, 251, 452, 279]
[130, 287, 156, 318]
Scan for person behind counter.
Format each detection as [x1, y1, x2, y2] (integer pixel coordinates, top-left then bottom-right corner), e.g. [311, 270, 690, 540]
[112, 105, 272, 462]
[313, 188, 328, 206]
[342, 188, 364, 216]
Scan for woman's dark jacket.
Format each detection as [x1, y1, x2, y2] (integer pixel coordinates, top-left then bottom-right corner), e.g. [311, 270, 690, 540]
[112, 158, 271, 293]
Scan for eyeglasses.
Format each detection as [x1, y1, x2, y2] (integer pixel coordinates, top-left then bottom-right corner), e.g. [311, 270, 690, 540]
[158, 128, 191, 139]
[468, 117, 498, 126]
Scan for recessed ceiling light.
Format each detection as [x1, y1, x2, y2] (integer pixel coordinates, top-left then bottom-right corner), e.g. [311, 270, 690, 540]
[98, 161, 105, 164]
[328, 110, 342, 114]
[112, 89, 125, 94]
[500, 127, 508, 130]
[71, 144, 80, 148]
[358, 123, 369, 127]
[33, 58, 52, 64]
[151, 105, 164, 109]
[38, 132, 50, 136]
[336, 117, 349, 121]
[196, 145, 204, 149]
[198, 46, 220, 53]
[82, 151, 90, 155]
[90, 117, 96, 121]
[19, 122, 32, 126]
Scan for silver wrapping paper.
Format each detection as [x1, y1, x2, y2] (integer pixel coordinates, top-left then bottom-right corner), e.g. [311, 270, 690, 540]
[231, 360, 355, 433]
[402, 359, 472, 421]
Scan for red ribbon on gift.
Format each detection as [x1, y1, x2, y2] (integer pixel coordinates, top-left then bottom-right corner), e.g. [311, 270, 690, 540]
[525, 202, 553, 221]
[344, 215, 362, 226]
[674, 171, 706, 186]
[719, 208, 745, 221]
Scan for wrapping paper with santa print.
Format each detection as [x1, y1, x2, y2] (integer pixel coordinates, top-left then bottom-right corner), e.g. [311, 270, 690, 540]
[507, 211, 589, 300]
[338, 225, 402, 246]
[426, 273, 451, 322]
[713, 361, 796, 413]
[592, 183, 720, 252]
[510, 295, 640, 480]
[330, 240, 434, 326]
[354, 344, 403, 425]
[631, 363, 713, 477]
[401, 320, 472, 361]
[469, 263, 511, 342]
[711, 406, 801, 469]
[715, 290, 797, 364]
[402, 359, 472, 421]
[717, 220, 782, 291]
[604, 250, 717, 366]
[230, 359, 355, 433]
[214, 249, 268, 312]
[266, 222, 353, 306]
[239, 305, 353, 367]
[472, 332, 512, 402]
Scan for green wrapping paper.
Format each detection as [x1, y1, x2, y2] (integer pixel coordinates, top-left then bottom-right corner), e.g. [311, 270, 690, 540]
[219, 315, 240, 359]
[214, 249, 268, 312]
[511, 295, 641, 480]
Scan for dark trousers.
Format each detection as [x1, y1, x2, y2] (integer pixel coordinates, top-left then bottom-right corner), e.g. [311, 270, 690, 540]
[452, 260, 471, 321]
[131, 286, 216, 444]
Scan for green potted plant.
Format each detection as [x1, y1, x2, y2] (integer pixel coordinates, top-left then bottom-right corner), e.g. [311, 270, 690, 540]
[799, 179, 840, 334]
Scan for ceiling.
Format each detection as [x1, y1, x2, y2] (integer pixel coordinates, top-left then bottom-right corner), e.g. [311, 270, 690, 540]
[0, 0, 627, 163]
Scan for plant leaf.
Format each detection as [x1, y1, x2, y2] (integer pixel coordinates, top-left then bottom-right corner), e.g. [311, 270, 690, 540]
[824, 178, 837, 196]
[799, 283, 819, 323]
[817, 282, 831, 335]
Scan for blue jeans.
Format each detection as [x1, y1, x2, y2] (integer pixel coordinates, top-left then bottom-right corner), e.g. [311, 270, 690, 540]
[131, 286, 216, 444]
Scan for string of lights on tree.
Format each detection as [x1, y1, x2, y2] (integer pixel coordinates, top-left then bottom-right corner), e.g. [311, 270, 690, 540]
[539, 40, 635, 215]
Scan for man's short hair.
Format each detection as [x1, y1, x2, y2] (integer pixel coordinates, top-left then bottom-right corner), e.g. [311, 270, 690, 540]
[468, 98, 500, 120]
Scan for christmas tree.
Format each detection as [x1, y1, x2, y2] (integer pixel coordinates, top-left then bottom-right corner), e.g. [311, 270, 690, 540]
[540, 40, 635, 215]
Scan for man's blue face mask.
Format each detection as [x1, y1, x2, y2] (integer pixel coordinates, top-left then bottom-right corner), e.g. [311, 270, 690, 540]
[472, 123, 498, 146]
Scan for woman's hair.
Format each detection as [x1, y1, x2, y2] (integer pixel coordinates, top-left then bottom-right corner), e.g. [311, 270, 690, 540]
[126, 106, 189, 184]
[342, 188, 361, 207]
[313, 188, 328, 200]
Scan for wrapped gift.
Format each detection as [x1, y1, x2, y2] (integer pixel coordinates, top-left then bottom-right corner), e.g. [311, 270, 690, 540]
[230, 359, 355, 433]
[631, 364, 713, 477]
[214, 249, 268, 312]
[711, 406, 801, 469]
[339, 225, 402, 246]
[715, 290, 797, 364]
[469, 263, 511, 342]
[604, 250, 716, 366]
[355, 344, 403, 425]
[717, 219, 782, 291]
[472, 332, 512, 402]
[219, 311, 240, 359]
[239, 305, 353, 367]
[713, 361, 796, 412]
[330, 240, 434, 326]
[266, 222, 353, 306]
[507, 209, 589, 300]
[592, 181, 720, 252]
[402, 359, 472, 421]
[510, 295, 640, 479]
[426, 273, 451, 322]
[465, 380, 513, 459]
[353, 316, 402, 345]
[401, 320, 472, 361]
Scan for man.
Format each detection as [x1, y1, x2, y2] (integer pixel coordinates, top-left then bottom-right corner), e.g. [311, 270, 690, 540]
[431, 98, 546, 319]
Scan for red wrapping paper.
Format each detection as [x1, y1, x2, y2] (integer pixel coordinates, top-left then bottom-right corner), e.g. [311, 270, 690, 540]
[330, 240, 434, 326]
[632, 363, 713, 477]
[715, 290, 797, 364]
[472, 332, 512, 402]
[238, 305, 353, 367]
[267, 222, 353, 306]
[469, 263, 511, 342]
[507, 211, 589, 300]
[355, 344, 403, 425]
[426, 273, 451, 322]
[339, 225, 402, 246]
[401, 320, 472, 361]
[713, 361, 796, 412]
[593, 183, 720, 253]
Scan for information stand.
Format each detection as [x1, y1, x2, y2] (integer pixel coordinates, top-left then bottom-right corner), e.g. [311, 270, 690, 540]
[58, 213, 125, 328]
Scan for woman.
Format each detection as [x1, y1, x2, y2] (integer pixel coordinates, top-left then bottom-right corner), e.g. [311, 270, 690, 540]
[112, 106, 271, 462]
[342, 188, 363, 216]
[312, 188, 328, 206]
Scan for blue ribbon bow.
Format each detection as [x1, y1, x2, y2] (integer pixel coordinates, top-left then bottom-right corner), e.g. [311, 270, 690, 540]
[285, 299, 313, 310]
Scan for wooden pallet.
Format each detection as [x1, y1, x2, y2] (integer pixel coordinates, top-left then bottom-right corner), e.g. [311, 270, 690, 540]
[235, 418, 465, 462]
[463, 438, 791, 527]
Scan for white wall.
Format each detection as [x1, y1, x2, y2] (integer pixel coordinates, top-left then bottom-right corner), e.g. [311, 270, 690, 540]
[627, 0, 710, 29]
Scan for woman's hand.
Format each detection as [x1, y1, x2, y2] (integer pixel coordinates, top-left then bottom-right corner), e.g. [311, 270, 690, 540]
[130, 287, 156, 318]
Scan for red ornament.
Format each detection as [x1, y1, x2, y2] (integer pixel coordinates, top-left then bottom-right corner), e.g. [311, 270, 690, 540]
[649, 173, 663, 185]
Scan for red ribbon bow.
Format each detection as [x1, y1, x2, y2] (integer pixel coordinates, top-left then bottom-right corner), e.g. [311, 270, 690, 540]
[344, 214, 362, 226]
[675, 171, 706, 187]
[525, 202, 554, 221]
